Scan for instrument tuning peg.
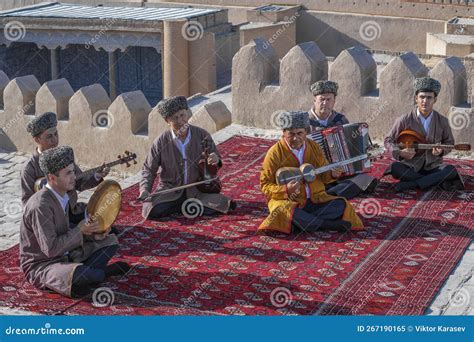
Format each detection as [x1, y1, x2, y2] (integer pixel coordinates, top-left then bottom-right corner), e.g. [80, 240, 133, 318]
[133, 160, 137, 165]
[118, 155, 121, 159]
[125, 150, 130, 155]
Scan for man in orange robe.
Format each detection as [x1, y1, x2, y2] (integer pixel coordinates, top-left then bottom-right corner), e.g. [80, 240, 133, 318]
[259, 111, 364, 234]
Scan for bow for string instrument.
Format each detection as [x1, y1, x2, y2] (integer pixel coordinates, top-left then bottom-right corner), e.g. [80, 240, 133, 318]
[34, 151, 137, 192]
[138, 177, 220, 202]
[396, 130, 471, 156]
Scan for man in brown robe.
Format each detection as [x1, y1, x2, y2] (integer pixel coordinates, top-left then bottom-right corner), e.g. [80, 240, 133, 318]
[20, 146, 129, 298]
[384, 77, 463, 192]
[138, 96, 235, 220]
[308, 80, 378, 199]
[20, 112, 109, 223]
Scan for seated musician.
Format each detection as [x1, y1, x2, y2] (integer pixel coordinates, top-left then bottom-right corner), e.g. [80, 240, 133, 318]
[21, 112, 109, 223]
[384, 77, 464, 192]
[308, 80, 378, 199]
[137, 96, 235, 220]
[20, 146, 130, 298]
[259, 110, 364, 234]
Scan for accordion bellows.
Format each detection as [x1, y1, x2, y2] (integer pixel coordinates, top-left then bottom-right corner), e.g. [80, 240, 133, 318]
[309, 123, 371, 176]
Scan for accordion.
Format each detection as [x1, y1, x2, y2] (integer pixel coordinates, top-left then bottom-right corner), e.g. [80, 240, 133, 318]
[309, 122, 372, 177]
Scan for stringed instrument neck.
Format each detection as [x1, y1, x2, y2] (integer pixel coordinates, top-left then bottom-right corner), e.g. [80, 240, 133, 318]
[398, 143, 471, 151]
[396, 130, 471, 152]
[33, 151, 137, 193]
[76, 159, 123, 181]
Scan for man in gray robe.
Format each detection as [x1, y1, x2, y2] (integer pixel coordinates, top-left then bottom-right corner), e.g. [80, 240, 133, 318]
[384, 77, 464, 192]
[20, 112, 109, 223]
[20, 146, 129, 298]
[137, 96, 235, 220]
[308, 80, 378, 199]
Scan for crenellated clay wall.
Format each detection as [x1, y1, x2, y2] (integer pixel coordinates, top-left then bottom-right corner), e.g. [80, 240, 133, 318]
[0, 75, 231, 174]
[232, 39, 473, 146]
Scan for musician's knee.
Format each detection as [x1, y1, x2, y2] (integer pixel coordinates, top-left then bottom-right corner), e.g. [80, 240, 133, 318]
[389, 162, 406, 179]
[331, 198, 346, 213]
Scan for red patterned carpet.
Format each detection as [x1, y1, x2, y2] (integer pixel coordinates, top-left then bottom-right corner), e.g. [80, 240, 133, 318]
[0, 136, 473, 315]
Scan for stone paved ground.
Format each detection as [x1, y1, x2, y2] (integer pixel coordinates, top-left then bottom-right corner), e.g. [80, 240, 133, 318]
[0, 124, 472, 315]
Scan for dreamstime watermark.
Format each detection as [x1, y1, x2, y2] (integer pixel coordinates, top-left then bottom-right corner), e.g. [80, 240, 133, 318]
[92, 287, 115, 307]
[440, 192, 473, 227]
[270, 287, 293, 308]
[454, 25, 466, 35]
[448, 288, 471, 309]
[92, 109, 114, 128]
[181, 278, 215, 309]
[181, 198, 204, 218]
[359, 21, 382, 42]
[85, 17, 119, 49]
[356, 102, 388, 138]
[181, 21, 204, 41]
[4, 20, 26, 41]
[87, 191, 121, 227]
[1, 198, 22, 220]
[262, 12, 300, 50]
[4, 323, 85, 336]
[270, 110, 293, 130]
[448, 108, 471, 131]
[358, 198, 382, 219]
[1, 100, 34, 136]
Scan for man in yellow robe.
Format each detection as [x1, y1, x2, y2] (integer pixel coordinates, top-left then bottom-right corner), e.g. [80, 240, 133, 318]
[259, 111, 364, 234]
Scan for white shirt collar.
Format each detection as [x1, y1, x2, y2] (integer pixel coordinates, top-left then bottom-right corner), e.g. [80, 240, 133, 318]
[46, 183, 69, 213]
[310, 107, 330, 126]
[284, 138, 305, 157]
[416, 108, 433, 120]
[171, 126, 191, 142]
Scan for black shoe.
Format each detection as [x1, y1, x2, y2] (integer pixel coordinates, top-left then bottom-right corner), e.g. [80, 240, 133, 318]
[441, 179, 463, 191]
[394, 181, 417, 192]
[320, 220, 352, 232]
[105, 262, 131, 277]
[71, 285, 94, 298]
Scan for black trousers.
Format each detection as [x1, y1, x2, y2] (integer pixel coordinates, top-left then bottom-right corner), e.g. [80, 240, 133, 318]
[71, 244, 118, 291]
[325, 180, 362, 199]
[292, 199, 346, 232]
[148, 192, 217, 220]
[390, 162, 459, 190]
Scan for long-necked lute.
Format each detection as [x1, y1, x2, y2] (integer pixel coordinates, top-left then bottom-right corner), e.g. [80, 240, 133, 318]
[34, 151, 137, 192]
[397, 129, 470, 156]
[276, 148, 383, 185]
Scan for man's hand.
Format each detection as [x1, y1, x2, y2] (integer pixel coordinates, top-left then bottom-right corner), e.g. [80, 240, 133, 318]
[93, 226, 111, 240]
[96, 163, 110, 179]
[207, 152, 219, 166]
[137, 190, 150, 201]
[432, 147, 443, 156]
[286, 180, 301, 198]
[331, 167, 343, 178]
[399, 148, 416, 160]
[79, 219, 103, 236]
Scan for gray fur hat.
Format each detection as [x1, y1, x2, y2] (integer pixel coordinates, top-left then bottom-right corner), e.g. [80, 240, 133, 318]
[310, 80, 339, 96]
[156, 96, 189, 120]
[26, 112, 57, 137]
[414, 77, 441, 96]
[39, 146, 75, 175]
